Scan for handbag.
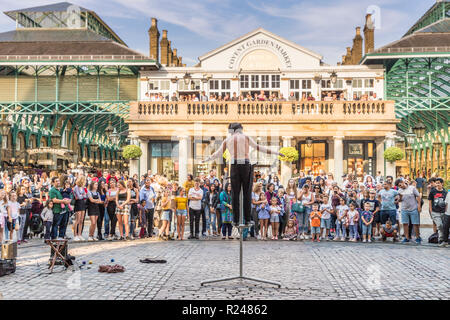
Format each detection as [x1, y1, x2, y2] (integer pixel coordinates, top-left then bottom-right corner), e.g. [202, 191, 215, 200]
[291, 201, 305, 214]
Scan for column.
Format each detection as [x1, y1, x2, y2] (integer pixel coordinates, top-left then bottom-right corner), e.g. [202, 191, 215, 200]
[333, 136, 344, 185]
[385, 132, 396, 179]
[129, 159, 139, 178]
[327, 139, 334, 174]
[139, 139, 148, 177]
[375, 137, 385, 177]
[178, 135, 189, 185]
[280, 136, 293, 187]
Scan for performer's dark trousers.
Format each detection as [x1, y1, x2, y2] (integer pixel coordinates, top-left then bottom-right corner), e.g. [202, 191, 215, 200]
[230, 161, 253, 224]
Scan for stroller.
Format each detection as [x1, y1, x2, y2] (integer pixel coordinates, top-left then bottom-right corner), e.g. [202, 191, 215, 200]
[29, 200, 44, 238]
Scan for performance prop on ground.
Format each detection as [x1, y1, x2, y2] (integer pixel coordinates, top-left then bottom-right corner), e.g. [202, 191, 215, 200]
[201, 189, 281, 288]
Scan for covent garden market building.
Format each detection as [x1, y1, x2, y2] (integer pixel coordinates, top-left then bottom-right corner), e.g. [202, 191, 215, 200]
[0, 1, 448, 186]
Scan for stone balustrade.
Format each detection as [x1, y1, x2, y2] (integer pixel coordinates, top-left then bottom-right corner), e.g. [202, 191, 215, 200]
[129, 100, 395, 122]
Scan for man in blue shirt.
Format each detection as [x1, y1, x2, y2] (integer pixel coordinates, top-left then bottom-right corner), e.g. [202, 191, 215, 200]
[139, 178, 156, 238]
[378, 181, 399, 225]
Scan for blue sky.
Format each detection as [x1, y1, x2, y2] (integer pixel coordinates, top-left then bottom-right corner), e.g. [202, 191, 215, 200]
[0, 0, 436, 65]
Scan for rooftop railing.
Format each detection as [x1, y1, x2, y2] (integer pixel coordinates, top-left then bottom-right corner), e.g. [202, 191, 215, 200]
[129, 100, 397, 123]
[374, 46, 450, 54]
[0, 55, 154, 61]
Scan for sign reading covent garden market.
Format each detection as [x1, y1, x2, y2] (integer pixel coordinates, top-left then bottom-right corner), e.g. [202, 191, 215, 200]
[228, 39, 292, 69]
[27, 148, 71, 156]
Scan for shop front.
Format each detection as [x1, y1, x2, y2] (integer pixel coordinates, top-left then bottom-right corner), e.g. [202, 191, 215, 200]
[343, 141, 376, 181]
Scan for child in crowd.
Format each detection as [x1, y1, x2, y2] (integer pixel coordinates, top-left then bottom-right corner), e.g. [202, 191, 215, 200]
[138, 199, 147, 239]
[361, 202, 374, 243]
[334, 197, 348, 241]
[283, 219, 297, 240]
[362, 189, 381, 238]
[41, 200, 54, 241]
[269, 197, 281, 240]
[310, 203, 322, 242]
[0, 189, 9, 242]
[256, 193, 270, 240]
[175, 187, 188, 240]
[319, 195, 334, 241]
[347, 201, 359, 242]
[7, 191, 20, 242]
[380, 220, 398, 242]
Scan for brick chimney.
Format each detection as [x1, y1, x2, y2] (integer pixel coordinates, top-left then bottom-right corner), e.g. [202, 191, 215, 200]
[178, 56, 182, 67]
[168, 40, 173, 66]
[351, 27, 363, 64]
[160, 30, 169, 66]
[172, 48, 179, 66]
[342, 54, 346, 65]
[364, 14, 375, 54]
[344, 47, 352, 65]
[148, 18, 160, 62]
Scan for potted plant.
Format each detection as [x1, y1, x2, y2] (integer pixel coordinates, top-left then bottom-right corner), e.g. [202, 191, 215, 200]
[278, 147, 299, 162]
[122, 145, 143, 160]
[383, 147, 404, 162]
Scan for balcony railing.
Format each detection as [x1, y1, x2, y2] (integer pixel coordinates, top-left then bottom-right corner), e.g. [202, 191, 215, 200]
[129, 100, 396, 122]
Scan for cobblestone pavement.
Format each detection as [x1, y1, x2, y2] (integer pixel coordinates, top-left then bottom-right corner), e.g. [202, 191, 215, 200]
[1, 233, 449, 300]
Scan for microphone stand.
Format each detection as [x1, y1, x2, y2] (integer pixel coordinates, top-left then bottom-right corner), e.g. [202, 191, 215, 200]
[201, 188, 281, 288]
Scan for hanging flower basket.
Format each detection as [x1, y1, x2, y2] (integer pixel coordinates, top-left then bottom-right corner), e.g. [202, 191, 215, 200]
[278, 147, 299, 162]
[383, 147, 404, 163]
[122, 145, 142, 160]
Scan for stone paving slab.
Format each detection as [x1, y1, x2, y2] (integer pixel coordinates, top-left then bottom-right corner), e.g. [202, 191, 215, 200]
[1, 236, 449, 300]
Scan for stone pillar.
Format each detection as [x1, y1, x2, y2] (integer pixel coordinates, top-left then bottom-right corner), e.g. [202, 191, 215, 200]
[375, 137, 385, 177]
[178, 135, 189, 185]
[333, 136, 344, 185]
[327, 139, 334, 174]
[385, 132, 396, 179]
[139, 139, 148, 177]
[281, 136, 293, 187]
[129, 159, 139, 178]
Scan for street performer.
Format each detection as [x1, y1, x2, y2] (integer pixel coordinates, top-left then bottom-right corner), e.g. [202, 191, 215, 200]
[203, 123, 284, 226]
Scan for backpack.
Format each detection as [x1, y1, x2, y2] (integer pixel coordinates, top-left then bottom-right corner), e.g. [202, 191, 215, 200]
[428, 232, 439, 244]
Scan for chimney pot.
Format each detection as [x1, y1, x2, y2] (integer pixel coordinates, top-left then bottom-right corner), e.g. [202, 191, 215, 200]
[162, 30, 168, 38]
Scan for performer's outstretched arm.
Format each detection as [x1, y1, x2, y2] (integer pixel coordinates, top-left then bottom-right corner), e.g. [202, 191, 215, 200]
[248, 136, 284, 157]
[203, 138, 227, 162]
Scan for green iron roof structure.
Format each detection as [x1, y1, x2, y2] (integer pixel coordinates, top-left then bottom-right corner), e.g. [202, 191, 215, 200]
[0, 2, 158, 161]
[4, 2, 127, 46]
[362, 0, 450, 144]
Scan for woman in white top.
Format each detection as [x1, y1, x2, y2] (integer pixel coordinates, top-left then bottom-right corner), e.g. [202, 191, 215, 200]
[298, 184, 315, 239]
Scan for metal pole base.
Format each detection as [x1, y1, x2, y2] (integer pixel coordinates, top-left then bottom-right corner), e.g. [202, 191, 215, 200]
[201, 276, 281, 288]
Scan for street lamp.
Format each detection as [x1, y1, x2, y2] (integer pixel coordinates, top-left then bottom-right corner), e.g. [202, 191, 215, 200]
[413, 121, 426, 139]
[330, 71, 338, 84]
[51, 131, 61, 148]
[405, 127, 416, 146]
[110, 127, 120, 145]
[305, 137, 313, 147]
[90, 142, 99, 154]
[104, 121, 114, 136]
[183, 73, 191, 86]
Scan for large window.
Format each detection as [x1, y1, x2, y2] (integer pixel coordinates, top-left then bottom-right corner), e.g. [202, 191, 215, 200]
[289, 79, 312, 100]
[299, 142, 326, 176]
[150, 141, 179, 182]
[251, 75, 259, 88]
[261, 75, 270, 88]
[352, 78, 374, 98]
[272, 75, 280, 88]
[209, 79, 231, 98]
[240, 75, 249, 89]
